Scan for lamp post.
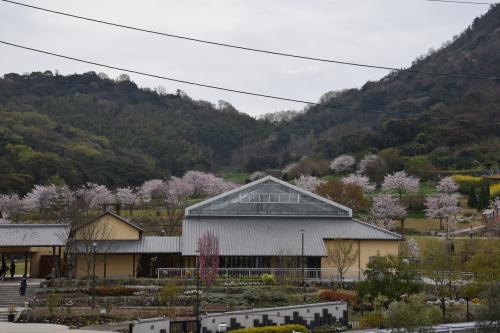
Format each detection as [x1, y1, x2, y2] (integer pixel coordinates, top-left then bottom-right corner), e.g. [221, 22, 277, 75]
[92, 242, 97, 309]
[195, 250, 201, 333]
[301, 229, 305, 303]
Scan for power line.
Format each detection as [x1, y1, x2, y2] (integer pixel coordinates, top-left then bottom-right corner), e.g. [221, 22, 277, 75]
[1, 0, 499, 81]
[426, 0, 496, 5]
[1, 40, 498, 126]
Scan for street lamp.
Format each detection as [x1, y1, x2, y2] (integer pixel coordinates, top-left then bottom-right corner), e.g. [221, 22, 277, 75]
[301, 229, 305, 303]
[92, 242, 97, 309]
[195, 250, 201, 333]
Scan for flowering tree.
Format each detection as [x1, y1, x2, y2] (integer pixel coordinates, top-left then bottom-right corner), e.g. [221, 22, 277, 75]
[139, 179, 167, 203]
[316, 180, 369, 215]
[0, 194, 25, 222]
[330, 155, 356, 173]
[182, 171, 236, 197]
[23, 184, 58, 216]
[342, 174, 375, 194]
[436, 177, 459, 194]
[76, 183, 114, 212]
[52, 185, 76, 223]
[357, 154, 387, 184]
[382, 171, 420, 198]
[425, 193, 459, 232]
[116, 187, 141, 216]
[249, 171, 267, 181]
[164, 177, 194, 229]
[293, 175, 323, 192]
[370, 194, 406, 230]
[197, 231, 220, 288]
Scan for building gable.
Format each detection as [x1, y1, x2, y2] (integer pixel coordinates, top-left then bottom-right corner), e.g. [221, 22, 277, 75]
[75, 211, 142, 241]
[186, 176, 352, 217]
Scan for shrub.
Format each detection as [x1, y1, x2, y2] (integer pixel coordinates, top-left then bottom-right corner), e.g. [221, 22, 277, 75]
[47, 293, 59, 316]
[94, 286, 139, 297]
[230, 324, 307, 333]
[261, 274, 276, 285]
[490, 184, 500, 198]
[359, 312, 384, 329]
[451, 175, 483, 193]
[319, 291, 357, 304]
[159, 282, 180, 306]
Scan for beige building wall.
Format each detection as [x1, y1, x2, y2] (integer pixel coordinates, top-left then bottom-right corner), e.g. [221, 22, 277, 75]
[75, 214, 140, 241]
[75, 254, 139, 278]
[321, 239, 400, 279]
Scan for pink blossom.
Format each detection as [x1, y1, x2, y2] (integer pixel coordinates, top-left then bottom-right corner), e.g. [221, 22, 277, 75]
[0, 194, 25, 222]
[357, 154, 379, 175]
[293, 175, 323, 192]
[116, 187, 141, 206]
[370, 194, 407, 229]
[330, 155, 356, 173]
[23, 184, 58, 211]
[197, 231, 220, 288]
[76, 183, 114, 209]
[139, 179, 167, 202]
[436, 177, 458, 194]
[342, 174, 375, 193]
[424, 193, 459, 221]
[382, 171, 420, 197]
[182, 171, 235, 197]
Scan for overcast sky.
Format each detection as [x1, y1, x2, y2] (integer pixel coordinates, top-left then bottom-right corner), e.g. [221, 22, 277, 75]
[0, 0, 491, 116]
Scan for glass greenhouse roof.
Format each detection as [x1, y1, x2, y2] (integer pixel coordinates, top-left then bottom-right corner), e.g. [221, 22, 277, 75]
[186, 177, 351, 217]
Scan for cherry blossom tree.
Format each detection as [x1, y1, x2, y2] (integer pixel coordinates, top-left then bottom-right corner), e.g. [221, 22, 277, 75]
[182, 171, 236, 197]
[293, 175, 323, 192]
[52, 185, 76, 223]
[436, 177, 459, 194]
[0, 194, 25, 222]
[23, 184, 58, 216]
[425, 193, 459, 233]
[116, 187, 141, 216]
[370, 194, 407, 230]
[249, 171, 267, 181]
[382, 171, 420, 198]
[197, 231, 220, 288]
[164, 177, 194, 229]
[330, 155, 356, 173]
[139, 179, 167, 203]
[342, 174, 375, 194]
[76, 183, 114, 212]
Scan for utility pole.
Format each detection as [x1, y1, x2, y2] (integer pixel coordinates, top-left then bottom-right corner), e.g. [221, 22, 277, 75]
[301, 229, 305, 303]
[92, 242, 97, 309]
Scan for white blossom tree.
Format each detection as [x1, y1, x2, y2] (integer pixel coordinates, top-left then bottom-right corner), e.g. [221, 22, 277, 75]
[382, 171, 420, 198]
[164, 177, 194, 228]
[0, 194, 25, 222]
[357, 154, 379, 174]
[139, 179, 167, 203]
[425, 193, 459, 233]
[436, 177, 459, 194]
[76, 183, 114, 212]
[23, 184, 58, 216]
[52, 185, 76, 223]
[116, 187, 141, 216]
[330, 155, 356, 173]
[341, 174, 375, 194]
[182, 171, 235, 197]
[370, 194, 407, 230]
[293, 175, 323, 192]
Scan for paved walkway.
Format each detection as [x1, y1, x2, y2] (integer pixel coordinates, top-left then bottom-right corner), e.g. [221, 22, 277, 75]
[0, 322, 114, 333]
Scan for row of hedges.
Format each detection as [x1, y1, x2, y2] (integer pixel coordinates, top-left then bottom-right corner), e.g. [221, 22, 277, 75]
[319, 291, 357, 304]
[230, 324, 307, 333]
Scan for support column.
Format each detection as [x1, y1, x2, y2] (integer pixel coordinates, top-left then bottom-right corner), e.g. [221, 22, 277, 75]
[132, 254, 136, 277]
[104, 254, 107, 278]
[24, 252, 28, 276]
[358, 240, 361, 280]
[52, 246, 57, 278]
[57, 246, 62, 277]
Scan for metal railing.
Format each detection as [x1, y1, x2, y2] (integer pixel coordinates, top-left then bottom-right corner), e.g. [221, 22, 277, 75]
[156, 267, 476, 282]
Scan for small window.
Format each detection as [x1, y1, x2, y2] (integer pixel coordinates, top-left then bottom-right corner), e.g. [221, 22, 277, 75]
[277, 312, 280, 316]
[245, 315, 248, 319]
[307, 309, 310, 313]
[212, 319, 216, 323]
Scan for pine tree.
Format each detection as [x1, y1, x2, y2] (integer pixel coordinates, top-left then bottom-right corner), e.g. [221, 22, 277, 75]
[477, 186, 490, 211]
[467, 185, 477, 209]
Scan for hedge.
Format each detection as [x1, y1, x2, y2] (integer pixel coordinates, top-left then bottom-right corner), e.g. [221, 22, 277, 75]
[490, 184, 500, 197]
[229, 324, 307, 333]
[319, 291, 357, 304]
[451, 175, 483, 193]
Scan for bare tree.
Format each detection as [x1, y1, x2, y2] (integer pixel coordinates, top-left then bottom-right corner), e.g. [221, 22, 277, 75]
[72, 219, 113, 284]
[326, 239, 359, 289]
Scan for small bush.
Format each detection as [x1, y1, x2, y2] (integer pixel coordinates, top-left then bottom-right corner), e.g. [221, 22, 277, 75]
[261, 274, 276, 285]
[230, 324, 307, 333]
[490, 184, 500, 197]
[359, 312, 384, 329]
[451, 175, 483, 193]
[94, 286, 139, 297]
[47, 293, 59, 316]
[319, 291, 357, 304]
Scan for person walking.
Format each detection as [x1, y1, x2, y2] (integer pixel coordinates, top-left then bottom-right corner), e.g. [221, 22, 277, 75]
[19, 274, 27, 296]
[10, 260, 16, 279]
[0, 261, 7, 281]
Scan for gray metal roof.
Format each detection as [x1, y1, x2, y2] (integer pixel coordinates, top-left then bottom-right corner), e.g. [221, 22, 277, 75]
[182, 217, 401, 256]
[72, 236, 181, 254]
[0, 224, 69, 247]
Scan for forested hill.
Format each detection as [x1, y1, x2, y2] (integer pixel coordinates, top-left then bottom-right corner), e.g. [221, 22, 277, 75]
[1, 5, 500, 193]
[247, 4, 500, 171]
[0, 72, 271, 193]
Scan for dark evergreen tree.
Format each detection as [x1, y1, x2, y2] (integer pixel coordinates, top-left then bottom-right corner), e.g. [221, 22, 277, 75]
[477, 186, 490, 211]
[467, 185, 478, 209]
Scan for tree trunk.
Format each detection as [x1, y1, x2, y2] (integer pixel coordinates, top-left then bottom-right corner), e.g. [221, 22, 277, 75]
[441, 297, 446, 322]
[400, 219, 405, 237]
[439, 217, 443, 230]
